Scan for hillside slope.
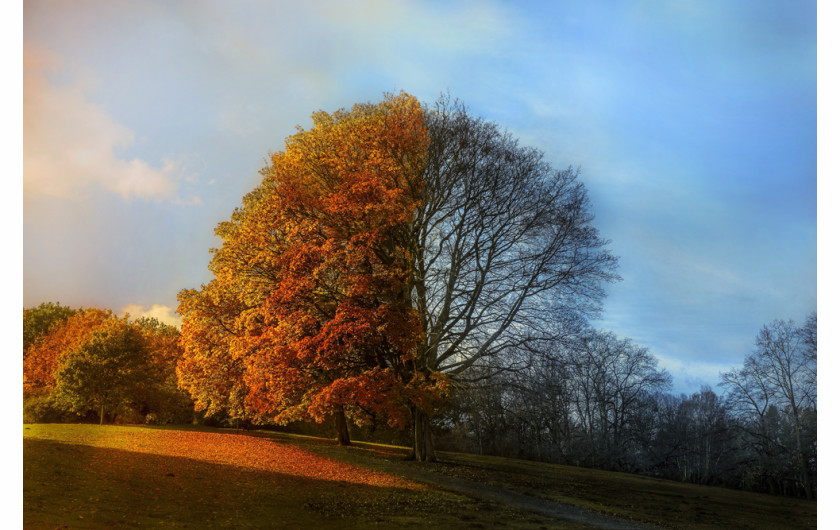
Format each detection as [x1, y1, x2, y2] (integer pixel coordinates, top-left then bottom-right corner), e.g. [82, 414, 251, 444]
[24, 424, 815, 529]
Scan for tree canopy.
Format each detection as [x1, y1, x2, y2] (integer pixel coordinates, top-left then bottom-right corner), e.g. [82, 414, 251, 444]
[24, 308, 113, 396]
[178, 92, 617, 459]
[23, 302, 79, 353]
[23, 306, 193, 425]
[179, 93, 438, 443]
[53, 319, 150, 424]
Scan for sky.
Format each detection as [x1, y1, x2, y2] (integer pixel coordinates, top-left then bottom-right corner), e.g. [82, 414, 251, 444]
[21, 0, 820, 396]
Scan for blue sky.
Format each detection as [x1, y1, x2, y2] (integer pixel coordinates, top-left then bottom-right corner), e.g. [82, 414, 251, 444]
[21, 0, 818, 395]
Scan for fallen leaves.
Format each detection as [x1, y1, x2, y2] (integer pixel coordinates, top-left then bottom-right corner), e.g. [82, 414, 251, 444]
[25, 424, 419, 489]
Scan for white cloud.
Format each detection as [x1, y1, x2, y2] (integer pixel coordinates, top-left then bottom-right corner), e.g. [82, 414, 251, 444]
[23, 48, 183, 202]
[121, 304, 182, 329]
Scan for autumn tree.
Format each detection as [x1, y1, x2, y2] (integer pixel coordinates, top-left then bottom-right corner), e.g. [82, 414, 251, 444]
[23, 302, 78, 353]
[24, 307, 114, 423]
[23, 306, 193, 425]
[179, 93, 434, 444]
[177, 279, 253, 425]
[176, 181, 270, 424]
[23, 308, 113, 396]
[132, 317, 196, 424]
[54, 319, 150, 425]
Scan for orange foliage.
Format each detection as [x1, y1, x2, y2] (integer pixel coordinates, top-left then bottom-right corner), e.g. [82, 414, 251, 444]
[23, 308, 113, 395]
[136, 320, 181, 371]
[177, 284, 254, 420]
[179, 92, 449, 428]
[24, 310, 193, 423]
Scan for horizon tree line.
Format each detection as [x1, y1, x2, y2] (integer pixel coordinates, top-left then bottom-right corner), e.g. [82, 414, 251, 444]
[437, 313, 816, 498]
[22, 299, 816, 497]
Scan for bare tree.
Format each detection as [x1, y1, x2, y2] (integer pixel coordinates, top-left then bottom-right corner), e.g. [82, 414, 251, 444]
[565, 329, 671, 469]
[721, 316, 817, 497]
[649, 388, 735, 485]
[798, 312, 817, 407]
[439, 327, 672, 472]
[405, 96, 618, 460]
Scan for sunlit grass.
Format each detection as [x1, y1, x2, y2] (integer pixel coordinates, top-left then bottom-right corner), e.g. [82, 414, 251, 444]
[25, 423, 416, 488]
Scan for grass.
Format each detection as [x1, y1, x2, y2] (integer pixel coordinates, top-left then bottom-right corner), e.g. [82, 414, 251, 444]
[275, 433, 817, 529]
[415, 451, 817, 529]
[23, 424, 564, 529]
[24, 424, 816, 529]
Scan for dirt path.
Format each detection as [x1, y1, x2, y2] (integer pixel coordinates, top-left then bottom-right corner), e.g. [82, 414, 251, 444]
[388, 462, 655, 529]
[322, 445, 655, 530]
[263, 432, 657, 528]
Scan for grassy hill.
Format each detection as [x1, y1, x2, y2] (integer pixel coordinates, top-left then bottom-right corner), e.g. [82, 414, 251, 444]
[23, 424, 816, 528]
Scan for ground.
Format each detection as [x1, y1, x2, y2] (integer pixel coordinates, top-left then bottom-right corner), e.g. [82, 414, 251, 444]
[23, 424, 816, 529]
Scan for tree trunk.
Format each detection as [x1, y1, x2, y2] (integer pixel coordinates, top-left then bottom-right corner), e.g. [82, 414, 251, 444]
[794, 425, 813, 499]
[408, 407, 436, 462]
[99, 404, 105, 425]
[334, 404, 351, 446]
[788, 404, 813, 499]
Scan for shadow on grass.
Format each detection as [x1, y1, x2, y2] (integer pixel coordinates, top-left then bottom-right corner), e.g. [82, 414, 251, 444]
[425, 452, 817, 530]
[24, 438, 559, 529]
[268, 432, 815, 530]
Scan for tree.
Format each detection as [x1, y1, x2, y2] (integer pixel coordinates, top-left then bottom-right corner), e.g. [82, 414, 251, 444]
[556, 329, 672, 469]
[720, 315, 817, 497]
[53, 319, 150, 425]
[649, 387, 736, 485]
[132, 317, 196, 424]
[23, 302, 78, 353]
[435, 325, 673, 471]
[177, 280, 253, 424]
[179, 92, 437, 444]
[23, 308, 113, 396]
[179, 92, 617, 460]
[404, 96, 618, 459]
[798, 312, 817, 402]
[24, 307, 193, 425]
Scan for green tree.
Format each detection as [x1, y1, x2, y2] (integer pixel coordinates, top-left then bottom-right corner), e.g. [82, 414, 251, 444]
[54, 319, 150, 424]
[133, 316, 195, 424]
[24, 308, 113, 396]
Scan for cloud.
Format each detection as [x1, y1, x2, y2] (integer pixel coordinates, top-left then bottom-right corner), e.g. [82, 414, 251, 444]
[23, 47, 183, 202]
[120, 304, 182, 329]
[655, 355, 733, 396]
